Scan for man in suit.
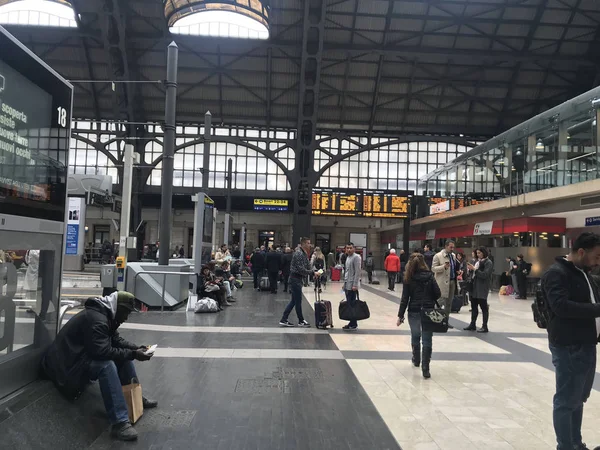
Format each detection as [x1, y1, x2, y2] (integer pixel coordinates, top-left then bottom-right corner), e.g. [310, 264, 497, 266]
[431, 240, 457, 329]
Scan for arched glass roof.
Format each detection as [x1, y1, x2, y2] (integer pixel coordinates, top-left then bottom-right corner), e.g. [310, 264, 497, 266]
[0, 0, 76, 27]
[165, 0, 269, 40]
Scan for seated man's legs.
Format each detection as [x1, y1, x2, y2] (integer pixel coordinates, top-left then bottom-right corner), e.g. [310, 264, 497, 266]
[223, 280, 232, 297]
[88, 360, 130, 426]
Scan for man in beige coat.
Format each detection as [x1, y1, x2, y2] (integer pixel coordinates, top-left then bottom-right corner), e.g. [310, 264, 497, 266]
[431, 240, 457, 329]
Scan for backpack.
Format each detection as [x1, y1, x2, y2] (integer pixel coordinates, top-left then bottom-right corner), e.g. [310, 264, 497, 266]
[531, 280, 550, 329]
[365, 257, 374, 269]
[524, 262, 532, 275]
[314, 258, 325, 270]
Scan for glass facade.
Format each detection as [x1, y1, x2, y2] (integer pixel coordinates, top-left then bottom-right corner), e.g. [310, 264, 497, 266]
[315, 137, 472, 192]
[420, 86, 600, 198]
[69, 120, 480, 193]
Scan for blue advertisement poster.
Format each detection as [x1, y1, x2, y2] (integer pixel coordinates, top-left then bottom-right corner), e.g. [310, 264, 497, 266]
[65, 197, 81, 255]
[66, 224, 79, 255]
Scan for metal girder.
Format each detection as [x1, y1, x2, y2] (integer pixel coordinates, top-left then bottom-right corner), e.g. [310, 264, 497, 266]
[497, 0, 549, 133]
[292, 0, 327, 244]
[95, 0, 139, 140]
[68, 2, 102, 123]
[367, 0, 393, 137]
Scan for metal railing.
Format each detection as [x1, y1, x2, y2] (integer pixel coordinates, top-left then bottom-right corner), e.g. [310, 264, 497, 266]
[133, 271, 194, 312]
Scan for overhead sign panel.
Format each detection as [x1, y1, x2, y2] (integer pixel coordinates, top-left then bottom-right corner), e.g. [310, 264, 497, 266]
[473, 221, 494, 236]
[254, 198, 289, 211]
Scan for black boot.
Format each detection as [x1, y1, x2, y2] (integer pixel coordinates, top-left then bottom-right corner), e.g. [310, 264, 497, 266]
[411, 344, 421, 367]
[464, 306, 478, 331]
[422, 347, 432, 379]
[478, 305, 489, 333]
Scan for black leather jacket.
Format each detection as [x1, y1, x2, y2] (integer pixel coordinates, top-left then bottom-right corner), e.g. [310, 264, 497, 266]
[399, 270, 441, 317]
[542, 257, 600, 346]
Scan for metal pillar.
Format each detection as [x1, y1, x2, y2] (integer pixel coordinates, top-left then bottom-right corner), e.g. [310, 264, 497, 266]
[403, 217, 410, 256]
[119, 143, 134, 261]
[159, 41, 179, 266]
[202, 111, 212, 189]
[291, 0, 327, 245]
[226, 158, 233, 214]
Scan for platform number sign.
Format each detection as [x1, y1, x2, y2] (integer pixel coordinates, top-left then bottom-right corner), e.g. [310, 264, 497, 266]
[57, 106, 68, 128]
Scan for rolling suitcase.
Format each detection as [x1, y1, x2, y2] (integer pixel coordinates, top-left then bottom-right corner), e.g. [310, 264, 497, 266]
[451, 295, 463, 313]
[259, 270, 271, 291]
[371, 270, 380, 285]
[330, 268, 341, 282]
[314, 278, 333, 329]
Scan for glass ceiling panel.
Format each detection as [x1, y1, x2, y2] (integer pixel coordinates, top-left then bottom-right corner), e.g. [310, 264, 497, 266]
[0, 0, 77, 27]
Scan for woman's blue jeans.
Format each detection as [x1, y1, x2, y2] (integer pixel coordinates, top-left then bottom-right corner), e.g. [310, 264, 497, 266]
[407, 312, 433, 348]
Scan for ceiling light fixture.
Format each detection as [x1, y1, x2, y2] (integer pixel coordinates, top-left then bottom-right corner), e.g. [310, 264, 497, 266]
[164, 0, 270, 39]
[536, 139, 544, 150]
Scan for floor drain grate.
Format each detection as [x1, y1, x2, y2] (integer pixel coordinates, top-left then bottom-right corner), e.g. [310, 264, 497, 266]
[144, 410, 197, 428]
[272, 368, 324, 380]
[252, 312, 275, 317]
[235, 378, 290, 394]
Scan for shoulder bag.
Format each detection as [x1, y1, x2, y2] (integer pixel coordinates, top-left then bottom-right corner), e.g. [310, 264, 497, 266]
[420, 278, 449, 333]
[339, 291, 370, 321]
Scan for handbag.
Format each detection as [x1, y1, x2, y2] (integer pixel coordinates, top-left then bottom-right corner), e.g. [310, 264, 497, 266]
[420, 281, 449, 333]
[339, 291, 370, 321]
[420, 306, 449, 333]
[205, 283, 219, 292]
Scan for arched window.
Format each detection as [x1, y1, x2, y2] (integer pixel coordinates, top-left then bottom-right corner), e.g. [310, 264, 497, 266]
[317, 140, 471, 193]
[0, 0, 77, 27]
[164, 0, 269, 39]
[147, 141, 290, 191]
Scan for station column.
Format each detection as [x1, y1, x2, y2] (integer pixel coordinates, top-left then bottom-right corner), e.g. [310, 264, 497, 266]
[292, 0, 327, 245]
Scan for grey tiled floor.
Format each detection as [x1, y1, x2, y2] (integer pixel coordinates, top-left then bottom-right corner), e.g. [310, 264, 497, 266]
[0, 287, 400, 450]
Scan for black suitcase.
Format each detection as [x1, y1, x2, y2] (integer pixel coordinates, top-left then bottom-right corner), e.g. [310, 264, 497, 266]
[314, 278, 333, 329]
[259, 270, 270, 291]
[371, 270, 380, 285]
[451, 295, 463, 313]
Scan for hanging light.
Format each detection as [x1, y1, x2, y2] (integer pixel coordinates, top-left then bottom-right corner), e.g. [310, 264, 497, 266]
[536, 139, 544, 150]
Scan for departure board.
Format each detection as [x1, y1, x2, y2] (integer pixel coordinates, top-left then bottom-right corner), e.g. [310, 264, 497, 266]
[312, 189, 410, 218]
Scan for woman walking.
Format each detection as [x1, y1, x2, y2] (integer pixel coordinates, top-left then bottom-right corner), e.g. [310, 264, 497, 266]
[464, 247, 493, 333]
[397, 253, 442, 379]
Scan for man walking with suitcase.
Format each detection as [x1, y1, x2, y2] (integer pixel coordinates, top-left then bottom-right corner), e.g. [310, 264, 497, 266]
[279, 237, 319, 327]
[343, 242, 362, 331]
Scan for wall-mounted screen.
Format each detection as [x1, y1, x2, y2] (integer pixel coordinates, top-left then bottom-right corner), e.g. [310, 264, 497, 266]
[0, 28, 72, 222]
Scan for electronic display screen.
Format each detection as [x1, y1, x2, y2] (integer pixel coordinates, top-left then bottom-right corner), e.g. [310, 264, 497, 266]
[0, 27, 72, 222]
[203, 199, 214, 243]
[253, 198, 288, 212]
[312, 189, 410, 218]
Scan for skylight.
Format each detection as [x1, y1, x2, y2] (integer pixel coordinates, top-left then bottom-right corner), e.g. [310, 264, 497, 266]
[165, 0, 269, 40]
[0, 0, 77, 28]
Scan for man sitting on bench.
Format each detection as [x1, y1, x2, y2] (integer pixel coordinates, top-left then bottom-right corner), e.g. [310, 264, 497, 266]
[42, 291, 157, 441]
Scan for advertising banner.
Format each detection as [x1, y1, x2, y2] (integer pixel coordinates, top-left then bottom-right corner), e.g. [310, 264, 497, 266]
[66, 197, 83, 255]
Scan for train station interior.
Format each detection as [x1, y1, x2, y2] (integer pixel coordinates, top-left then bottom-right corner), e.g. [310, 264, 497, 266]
[1, 0, 600, 449]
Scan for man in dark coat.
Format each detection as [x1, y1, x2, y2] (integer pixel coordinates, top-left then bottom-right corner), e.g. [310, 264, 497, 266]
[541, 233, 600, 450]
[250, 248, 265, 290]
[42, 291, 157, 441]
[281, 247, 293, 293]
[265, 248, 283, 294]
